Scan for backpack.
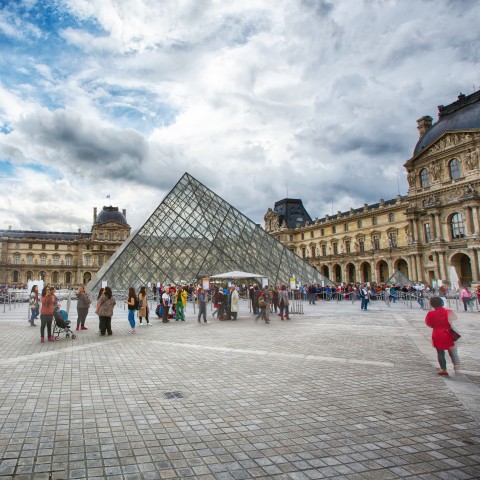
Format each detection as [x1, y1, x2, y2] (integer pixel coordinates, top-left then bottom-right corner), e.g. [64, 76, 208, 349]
[134, 297, 140, 310]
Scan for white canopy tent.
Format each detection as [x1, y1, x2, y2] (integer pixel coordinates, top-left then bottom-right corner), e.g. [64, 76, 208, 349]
[209, 271, 265, 279]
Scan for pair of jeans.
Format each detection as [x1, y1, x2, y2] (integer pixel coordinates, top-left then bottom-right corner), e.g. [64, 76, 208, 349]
[40, 314, 53, 339]
[361, 297, 369, 310]
[198, 303, 206, 322]
[128, 309, 135, 328]
[436, 347, 459, 370]
[176, 303, 185, 320]
[77, 308, 89, 328]
[30, 308, 39, 323]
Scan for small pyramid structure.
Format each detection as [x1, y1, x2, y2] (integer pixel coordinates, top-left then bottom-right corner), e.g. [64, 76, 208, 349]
[386, 270, 414, 286]
[87, 173, 332, 292]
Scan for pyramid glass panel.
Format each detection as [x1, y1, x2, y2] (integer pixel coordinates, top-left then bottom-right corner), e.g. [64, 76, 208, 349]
[87, 173, 333, 292]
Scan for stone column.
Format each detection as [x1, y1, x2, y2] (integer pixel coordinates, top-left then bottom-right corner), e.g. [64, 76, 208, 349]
[437, 251, 447, 282]
[434, 213, 442, 241]
[416, 255, 424, 283]
[470, 248, 479, 282]
[472, 206, 480, 236]
[409, 254, 417, 281]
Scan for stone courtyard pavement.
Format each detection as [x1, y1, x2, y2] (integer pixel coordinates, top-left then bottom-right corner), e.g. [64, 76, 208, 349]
[0, 298, 479, 480]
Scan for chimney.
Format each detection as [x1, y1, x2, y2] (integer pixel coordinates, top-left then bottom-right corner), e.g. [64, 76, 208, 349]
[93, 207, 97, 223]
[417, 115, 433, 138]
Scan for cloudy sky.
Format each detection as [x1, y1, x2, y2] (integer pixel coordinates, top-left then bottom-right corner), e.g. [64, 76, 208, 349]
[0, 0, 479, 232]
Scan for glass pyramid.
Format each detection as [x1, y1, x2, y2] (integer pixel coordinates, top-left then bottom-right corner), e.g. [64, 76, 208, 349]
[86, 173, 332, 292]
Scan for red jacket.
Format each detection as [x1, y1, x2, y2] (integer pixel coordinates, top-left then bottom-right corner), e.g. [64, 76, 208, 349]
[40, 294, 54, 315]
[425, 307, 455, 350]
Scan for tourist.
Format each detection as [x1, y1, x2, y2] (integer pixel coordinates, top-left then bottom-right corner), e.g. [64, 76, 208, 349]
[278, 284, 290, 320]
[161, 287, 170, 323]
[460, 286, 474, 312]
[360, 284, 370, 311]
[138, 286, 150, 325]
[40, 286, 55, 343]
[97, 286, 116, 336]
[29, 284, 39, 326]
[175, 286, 187, 321]
[212, 286, 219, 318]
[125, 287, 137, 333]
[425, 296, 460, 376]
[95, 287, 105, 331]
[272, 286, 279, 313]
[197, 287, 207, 323]
[76, 285, 91, 330]
[230, 285, 239, 320]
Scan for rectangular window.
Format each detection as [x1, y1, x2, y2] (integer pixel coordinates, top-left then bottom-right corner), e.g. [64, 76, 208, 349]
[98, 255, 103, 267]
[372, 216, 378, 226]
[28, 244, 33, 249]
[66, 256, 72, 266]
[53, 256, 59, 266]
[359, 238, 365, 252]
[109, 232, 114, 241]
[27, 254, 33, 265]
[301, 233, 305, 240]
[321, 228, 325, 236]
[13, 254, 20, 265]
[344, 223, 348, 232]
[321, 244, 327, 256]
[373, 235, 380, 250]
[389, 232, 397, 248]
[345, 240, 351, 253]
[333, 243, 338, 255]
[389, 212, 395, 222]
[54, 244, 59, 250]
[358, 219, 363, 228]
[332, 226, 336, 234]
[67, 245, 71, 251]
[289, 234, 293, 241]
[40, 255, 46, 265]
[424, 223, 432, 243]
[42, 244, 46, 250]
[302, 247, 306, 258]
[310, 231, 314, 238]
[85, 256, 91, 267]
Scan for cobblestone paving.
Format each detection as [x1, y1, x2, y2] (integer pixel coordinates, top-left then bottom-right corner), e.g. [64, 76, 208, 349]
[0, 298, 479, 479]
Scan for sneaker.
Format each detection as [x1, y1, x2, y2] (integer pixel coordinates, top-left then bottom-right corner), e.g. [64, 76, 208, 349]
[81, 326, 88, 330]
[147, 323, 151, 326]
[75, 326, 80, 331]
[41, 338, 45, 343]
[48, 337, 55, 342]
[438, 370, 449, 376]
[139, 323, 143, 326]
[128, 329, 136, 334]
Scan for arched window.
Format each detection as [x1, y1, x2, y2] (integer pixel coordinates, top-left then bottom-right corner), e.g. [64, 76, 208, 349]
[420, 168, 430, 188]
[450, 212, 466, 239]
[12, 271, 19, 283]
[449, 158, 461, 180]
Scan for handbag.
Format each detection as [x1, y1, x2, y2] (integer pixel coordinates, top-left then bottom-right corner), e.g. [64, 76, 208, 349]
[449, 327, 461, 341]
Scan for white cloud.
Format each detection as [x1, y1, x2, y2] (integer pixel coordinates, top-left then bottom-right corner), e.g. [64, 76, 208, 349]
[0, 0, 479, 231]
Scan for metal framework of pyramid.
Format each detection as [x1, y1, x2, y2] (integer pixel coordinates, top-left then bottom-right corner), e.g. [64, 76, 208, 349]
[86, 173, 332, 292]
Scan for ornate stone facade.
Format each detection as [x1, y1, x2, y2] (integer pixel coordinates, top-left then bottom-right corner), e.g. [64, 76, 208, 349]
[265, 92, 480, 287]
[0, 206, 131, 287]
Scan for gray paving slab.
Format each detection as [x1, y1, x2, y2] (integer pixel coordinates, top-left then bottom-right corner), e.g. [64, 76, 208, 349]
[0, 297, 479, 479]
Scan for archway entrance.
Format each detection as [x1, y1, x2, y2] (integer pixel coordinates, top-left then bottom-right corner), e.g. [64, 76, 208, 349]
[395, 259, 409, 279]
[333, 264, 342, 283]
[361, 262, 371, 283]
[321, 266, 330, 279]
[378, 260, 389, 283]
[346, 263, 356, 284]
[450, 253, 473, 287]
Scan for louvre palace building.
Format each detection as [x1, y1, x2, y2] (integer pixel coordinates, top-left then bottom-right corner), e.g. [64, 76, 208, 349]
[0, 206, 131, 287]
[265, 91, 480, 288]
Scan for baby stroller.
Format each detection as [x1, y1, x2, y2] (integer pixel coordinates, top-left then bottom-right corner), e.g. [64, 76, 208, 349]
[52, 309, 77, 340]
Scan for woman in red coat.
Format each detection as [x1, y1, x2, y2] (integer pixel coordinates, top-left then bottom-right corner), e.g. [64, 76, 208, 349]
[425, 296, 460, 376]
